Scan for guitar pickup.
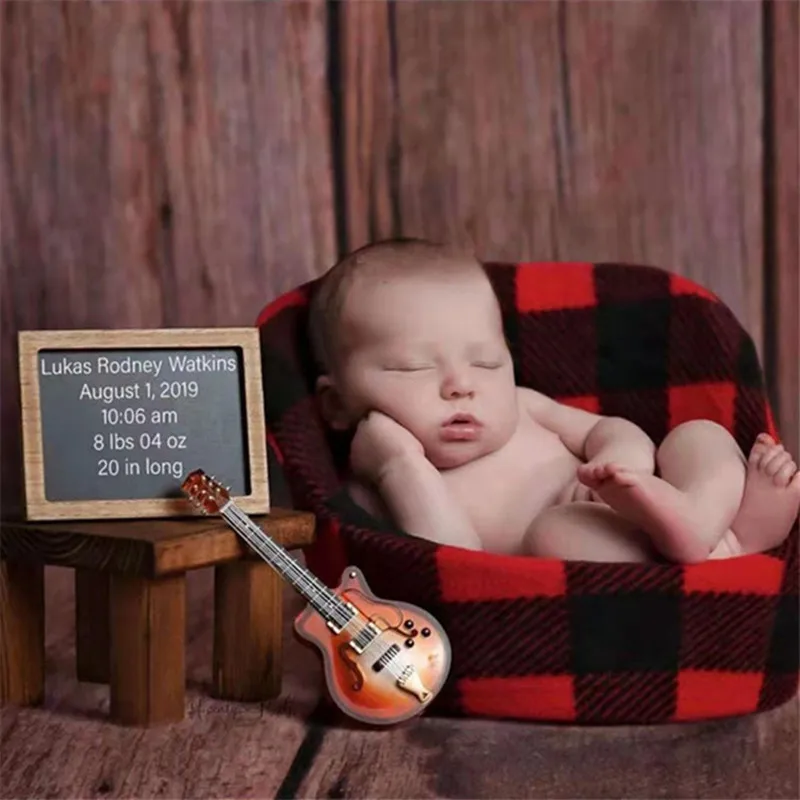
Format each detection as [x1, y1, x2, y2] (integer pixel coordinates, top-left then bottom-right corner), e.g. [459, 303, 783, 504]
[325, 601, 358, 635]
[348, 621, 381, 654]
[372, 643, 401, 673]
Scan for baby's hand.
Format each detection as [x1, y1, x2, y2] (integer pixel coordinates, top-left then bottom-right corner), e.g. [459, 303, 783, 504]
[350, 411, 426, 484]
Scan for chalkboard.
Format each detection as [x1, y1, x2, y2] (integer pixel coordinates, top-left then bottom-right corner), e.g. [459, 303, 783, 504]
[18, 328, 269, 520]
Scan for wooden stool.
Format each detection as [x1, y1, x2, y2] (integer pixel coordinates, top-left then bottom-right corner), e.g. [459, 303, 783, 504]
[0, 510, 315, 726]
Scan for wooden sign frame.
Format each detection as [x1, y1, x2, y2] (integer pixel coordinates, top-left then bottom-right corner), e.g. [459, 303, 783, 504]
[18, 327, 269, 521]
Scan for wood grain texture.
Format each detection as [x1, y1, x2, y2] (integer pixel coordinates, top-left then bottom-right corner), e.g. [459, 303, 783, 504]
[0, 566, 322, 799]
[0, 0, 336, 517]
[0, 561, 44, 706]
[338, 0, 764, 346]
[338, 0, 396, 247]
[213, 560, 283, 702]
[293, 699, 799, 799]
[109, 572, 186, 725]
[0, 510, 315, 577]
[768, 0, 799, 457]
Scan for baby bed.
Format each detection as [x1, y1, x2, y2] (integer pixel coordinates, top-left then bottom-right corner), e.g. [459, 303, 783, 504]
[255, 261, 798, 725]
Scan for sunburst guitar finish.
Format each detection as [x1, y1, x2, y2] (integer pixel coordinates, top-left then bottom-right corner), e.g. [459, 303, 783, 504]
[181, 469, 452, 726]
[294, 565, 451, 725]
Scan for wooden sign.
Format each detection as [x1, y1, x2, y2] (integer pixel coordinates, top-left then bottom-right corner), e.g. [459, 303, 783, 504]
[18, 328, 269, 520]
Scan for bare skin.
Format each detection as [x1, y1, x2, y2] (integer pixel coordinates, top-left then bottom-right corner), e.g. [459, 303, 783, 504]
[572, 433, 800, 561]
[314, 248, 800, 563]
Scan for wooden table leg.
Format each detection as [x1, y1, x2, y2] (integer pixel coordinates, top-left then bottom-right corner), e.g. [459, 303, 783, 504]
[109, 573, 186, 726]
[75, 569, 109, 683]
[213, 561, 283, 701]
[0, 560, 44, 706]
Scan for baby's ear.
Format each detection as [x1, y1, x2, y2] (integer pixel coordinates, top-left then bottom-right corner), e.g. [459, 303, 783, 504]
[315, 375, 350, 431]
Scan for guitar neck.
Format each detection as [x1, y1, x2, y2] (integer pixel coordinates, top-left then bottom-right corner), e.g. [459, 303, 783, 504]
[218, 500, 351, 626]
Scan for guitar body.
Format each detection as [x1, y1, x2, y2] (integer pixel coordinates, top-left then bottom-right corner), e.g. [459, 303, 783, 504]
[181, 470, 452, 727]
[294, 566, 451, 726]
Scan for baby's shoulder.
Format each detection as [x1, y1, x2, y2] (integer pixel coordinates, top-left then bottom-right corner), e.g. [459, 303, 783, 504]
[514, 385, 556, 415]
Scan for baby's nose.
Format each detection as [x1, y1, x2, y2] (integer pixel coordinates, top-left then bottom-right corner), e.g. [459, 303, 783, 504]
[441, 370, 474, 399]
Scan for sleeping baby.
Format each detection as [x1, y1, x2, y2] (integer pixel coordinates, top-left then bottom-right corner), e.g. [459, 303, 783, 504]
[308, 239, 800, 562]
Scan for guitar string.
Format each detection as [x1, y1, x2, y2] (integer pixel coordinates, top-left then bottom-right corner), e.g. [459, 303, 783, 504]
[222, 502, 351, 625]
[222, 502, 411, 682]
[225, 504, 409, 682]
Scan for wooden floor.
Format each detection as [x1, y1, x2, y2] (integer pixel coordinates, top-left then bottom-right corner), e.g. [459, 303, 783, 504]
[1, 565, 797, 799]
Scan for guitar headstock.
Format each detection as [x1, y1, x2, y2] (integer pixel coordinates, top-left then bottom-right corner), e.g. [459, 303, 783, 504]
[181, 469, 231, 515]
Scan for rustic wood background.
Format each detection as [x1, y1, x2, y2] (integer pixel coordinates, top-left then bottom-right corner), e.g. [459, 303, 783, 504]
[2, 0, 797, 517]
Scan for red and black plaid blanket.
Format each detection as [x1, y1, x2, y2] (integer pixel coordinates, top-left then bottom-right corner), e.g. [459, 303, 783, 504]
[256, 261, 799, 725]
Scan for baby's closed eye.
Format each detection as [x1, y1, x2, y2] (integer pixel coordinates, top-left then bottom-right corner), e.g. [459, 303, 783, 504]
[472, 360, 503, 369]
[383, 363, 434, 372]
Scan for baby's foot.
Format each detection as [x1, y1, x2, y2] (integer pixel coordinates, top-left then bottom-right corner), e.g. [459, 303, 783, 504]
[577, 462, 711, 562]
[578, 462, 642, 489]
[730, 434, 800, 554]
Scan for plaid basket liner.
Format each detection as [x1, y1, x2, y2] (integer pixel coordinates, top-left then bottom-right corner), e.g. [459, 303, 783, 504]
[256, 261, 799, 725]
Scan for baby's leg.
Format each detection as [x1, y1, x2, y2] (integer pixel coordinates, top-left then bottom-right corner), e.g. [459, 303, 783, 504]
[522, 502, 657, 562]
[579, 420, 746, 563]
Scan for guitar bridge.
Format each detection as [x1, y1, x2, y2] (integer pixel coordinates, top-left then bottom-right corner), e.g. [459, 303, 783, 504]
[396, 665, 432, 704]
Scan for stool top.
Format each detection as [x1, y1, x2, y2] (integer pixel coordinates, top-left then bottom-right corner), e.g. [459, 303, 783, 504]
[0, 508, 316, 578]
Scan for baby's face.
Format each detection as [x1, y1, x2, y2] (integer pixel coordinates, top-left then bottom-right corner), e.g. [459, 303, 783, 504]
[330, 269, 519, 469]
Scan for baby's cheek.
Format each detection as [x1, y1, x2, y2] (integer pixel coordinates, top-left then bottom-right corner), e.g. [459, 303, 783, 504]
[348, 380, 407, 419]
[381, 390, 429, 431]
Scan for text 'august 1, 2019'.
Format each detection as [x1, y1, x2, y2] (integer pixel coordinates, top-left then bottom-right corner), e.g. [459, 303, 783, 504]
[37, 349, 249, 501]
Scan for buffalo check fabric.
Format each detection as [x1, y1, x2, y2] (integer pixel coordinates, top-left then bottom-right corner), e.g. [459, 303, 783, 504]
[256, 262, 799, 725]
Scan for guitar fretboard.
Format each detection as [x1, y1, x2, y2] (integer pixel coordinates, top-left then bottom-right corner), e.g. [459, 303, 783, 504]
[220, 500, 356, 629]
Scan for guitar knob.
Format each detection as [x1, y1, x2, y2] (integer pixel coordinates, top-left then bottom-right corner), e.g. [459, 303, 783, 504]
[404, 619, 414, 629]
[421, 628, 431, 637]
[404, 639, 414, 648]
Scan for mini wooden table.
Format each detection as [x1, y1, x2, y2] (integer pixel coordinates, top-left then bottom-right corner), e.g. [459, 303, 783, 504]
[0, 510, 315, 726]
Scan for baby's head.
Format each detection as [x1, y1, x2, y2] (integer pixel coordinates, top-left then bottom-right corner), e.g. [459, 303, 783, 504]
[309, 239, 519, 469]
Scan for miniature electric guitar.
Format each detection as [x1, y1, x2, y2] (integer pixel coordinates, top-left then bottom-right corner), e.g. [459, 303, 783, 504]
[181, 469, 452, 726]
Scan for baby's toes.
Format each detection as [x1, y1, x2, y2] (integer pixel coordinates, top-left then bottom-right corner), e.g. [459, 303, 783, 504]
[774, 458, 798, 487]
[594, 463, 615, 479]
[749, 443, 769, 465]
[763, 448, 790, 477]
[576, 464, 596, 484]
[579, 463, 615, 486]
[598, 463, 627, 483]
[607, 466, 641, 487]
[754, 444, 782, 473]
[578, 466, 602, 485]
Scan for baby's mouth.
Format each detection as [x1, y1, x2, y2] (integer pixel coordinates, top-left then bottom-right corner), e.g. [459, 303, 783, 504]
[440, 413, 482, 441]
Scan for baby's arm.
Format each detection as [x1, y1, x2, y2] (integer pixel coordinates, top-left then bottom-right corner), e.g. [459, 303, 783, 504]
[350, 411, 483, 551]
[521, 388, 656, 472]
[375, 454, 483, 550]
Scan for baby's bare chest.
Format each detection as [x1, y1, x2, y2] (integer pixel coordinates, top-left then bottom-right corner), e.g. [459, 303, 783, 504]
[442, 419, 580, 554]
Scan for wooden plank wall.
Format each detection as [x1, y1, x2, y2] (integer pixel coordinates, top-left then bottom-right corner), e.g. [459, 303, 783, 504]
[2, 0, 797, 517]
[0, 1, 336, 515]
[768, 0, 799, 460]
